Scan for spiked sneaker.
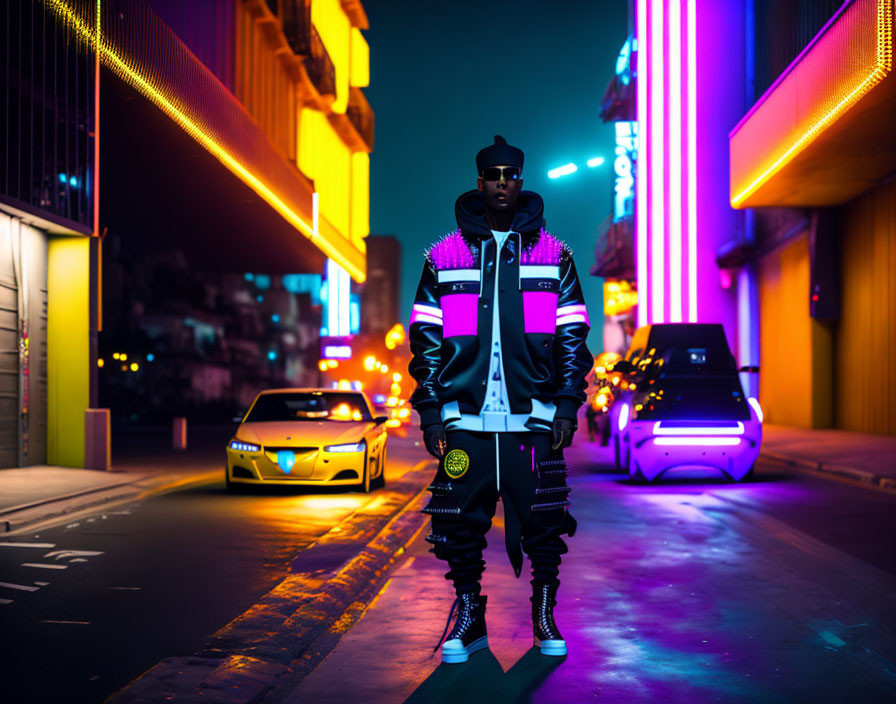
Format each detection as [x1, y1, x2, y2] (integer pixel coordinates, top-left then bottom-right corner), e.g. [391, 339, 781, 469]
[532, 582, 567, 656]
[437, 593, 489, 664]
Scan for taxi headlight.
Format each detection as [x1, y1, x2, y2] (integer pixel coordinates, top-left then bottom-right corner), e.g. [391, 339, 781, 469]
[229, 440, 260, 452]
[325, 440, 367, 453]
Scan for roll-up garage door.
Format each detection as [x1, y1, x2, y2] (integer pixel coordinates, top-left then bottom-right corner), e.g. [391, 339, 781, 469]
[0, 215, 19, 467]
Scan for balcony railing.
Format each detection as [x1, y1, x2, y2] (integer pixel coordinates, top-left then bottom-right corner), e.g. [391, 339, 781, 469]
[591, 214, 634, 280]
[280, 0, 335, 97]
[305, 26, 336, 97]
[281, 0, 311, 55]
[346, 87, 374, 149]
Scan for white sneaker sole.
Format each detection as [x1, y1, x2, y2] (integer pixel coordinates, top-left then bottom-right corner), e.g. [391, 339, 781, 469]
[441, 635, 489, 664]
[534, 637, 567, 656]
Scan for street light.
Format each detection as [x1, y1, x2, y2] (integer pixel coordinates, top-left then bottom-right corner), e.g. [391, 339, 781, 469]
[548, 163, 578, 179]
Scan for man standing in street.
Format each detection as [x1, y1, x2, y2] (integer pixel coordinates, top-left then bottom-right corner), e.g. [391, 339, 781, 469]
[408, 136, 593, 664]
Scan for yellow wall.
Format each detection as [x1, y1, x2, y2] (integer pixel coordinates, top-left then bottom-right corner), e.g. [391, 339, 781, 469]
[351, 152, 369, 248]
[836, 178, 896, 434]
[47, 236, 90, 467]
[299, 107, 352, 238]
[758, 235, 833, 428]
[350, 27, 370, 88]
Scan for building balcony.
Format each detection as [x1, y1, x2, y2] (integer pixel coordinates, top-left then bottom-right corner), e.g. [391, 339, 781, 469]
[591, 214, 634, 280]
[305, 25, 337, 98]
[346, 87, 375, 150]
[281, 0, 312, 55]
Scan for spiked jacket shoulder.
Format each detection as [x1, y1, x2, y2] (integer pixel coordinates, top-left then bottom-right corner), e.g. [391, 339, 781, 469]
[408, 222, 592, 429]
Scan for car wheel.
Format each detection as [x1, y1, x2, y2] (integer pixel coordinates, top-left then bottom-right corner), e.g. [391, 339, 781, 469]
[360, 454, 372, 493]
[225, 467, 240, 493]
[628, 451, 647, 485]
[372, 445, 387, 490]
[735, 464, 756, 483]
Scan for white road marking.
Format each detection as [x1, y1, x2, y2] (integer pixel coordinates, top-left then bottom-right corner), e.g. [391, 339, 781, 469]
[43, 549, 103, 560]
[41, 620, 90, 625]
[0, 598, 13, 604]
[34, 581, 50, 586]
[107, 586, 141, 590]
[0, 542, 56, 549]
[22, 563, 68, 570]
[0, 581, 40, 592]
[69, 558, 88, 563]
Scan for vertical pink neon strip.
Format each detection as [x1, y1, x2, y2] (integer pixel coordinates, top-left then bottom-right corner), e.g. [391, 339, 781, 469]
[668, 0, 683, 322]
[650, 0, 665, 324]
[636, 0, 648, 328]
[687, 0, 698, 322]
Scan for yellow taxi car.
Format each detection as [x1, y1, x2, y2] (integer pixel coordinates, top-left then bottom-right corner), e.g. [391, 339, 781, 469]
[226, 388, 388, 492]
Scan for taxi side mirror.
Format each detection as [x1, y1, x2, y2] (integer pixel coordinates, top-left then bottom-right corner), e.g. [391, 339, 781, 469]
[375, 416, 388, 425]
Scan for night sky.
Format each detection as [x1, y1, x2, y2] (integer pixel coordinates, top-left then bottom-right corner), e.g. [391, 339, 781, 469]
[364, 1, 629, 352]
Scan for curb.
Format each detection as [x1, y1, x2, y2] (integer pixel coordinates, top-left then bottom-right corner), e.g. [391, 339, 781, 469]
[0, 471, 221, 536]
[760, 450, 895, 493]
[107, 461, 435, 704]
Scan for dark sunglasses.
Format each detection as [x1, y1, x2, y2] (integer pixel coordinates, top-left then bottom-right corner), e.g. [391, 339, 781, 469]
[481, 166, 521, 182]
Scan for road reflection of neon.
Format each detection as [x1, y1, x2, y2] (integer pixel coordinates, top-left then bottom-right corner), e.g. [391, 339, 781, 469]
[299, 497, 366, 511]
[654, 437, 741, 446]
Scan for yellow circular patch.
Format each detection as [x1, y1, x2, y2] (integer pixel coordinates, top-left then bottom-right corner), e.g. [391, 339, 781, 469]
[444, 449, 470, 479]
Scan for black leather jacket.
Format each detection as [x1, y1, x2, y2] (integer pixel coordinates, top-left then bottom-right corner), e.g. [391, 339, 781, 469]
[408, 189, 593, 429]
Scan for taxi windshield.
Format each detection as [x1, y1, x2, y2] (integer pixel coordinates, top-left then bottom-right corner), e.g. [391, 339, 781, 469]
[245, 393, 372, 423]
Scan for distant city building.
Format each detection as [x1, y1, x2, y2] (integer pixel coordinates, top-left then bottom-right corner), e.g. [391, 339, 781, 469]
[361, 235, 402, 337]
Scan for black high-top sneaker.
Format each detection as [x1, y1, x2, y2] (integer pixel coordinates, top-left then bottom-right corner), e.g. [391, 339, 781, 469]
[532, 582, 566, 656]
[437, 593, 489, 664]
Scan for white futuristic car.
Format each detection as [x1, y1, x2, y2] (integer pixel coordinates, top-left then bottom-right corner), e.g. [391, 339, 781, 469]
[609, 323, 762, 483]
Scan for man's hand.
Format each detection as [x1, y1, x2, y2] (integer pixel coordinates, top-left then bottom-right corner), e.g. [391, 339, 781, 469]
[552, 417, 576, 450]
[423, 423, 447, 458]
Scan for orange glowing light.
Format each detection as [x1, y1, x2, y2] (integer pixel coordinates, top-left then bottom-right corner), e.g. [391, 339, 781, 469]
[97, 358, 104, 368]
[130, 362, 139, 371]
[363, 355, 377, 371]
[386, 396, 398, 407]
[392, 372, 402, 383]
[112, 352, 120, 360]
[385, 419, 401, 428]
[318, 360, 328, 372]
[730, 0, 893, 207]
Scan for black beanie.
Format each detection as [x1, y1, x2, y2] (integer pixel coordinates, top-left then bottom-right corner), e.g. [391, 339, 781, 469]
[476, 135, 524, 174]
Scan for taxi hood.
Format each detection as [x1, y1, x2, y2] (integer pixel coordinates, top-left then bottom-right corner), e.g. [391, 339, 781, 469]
[236, 420, 372, 447]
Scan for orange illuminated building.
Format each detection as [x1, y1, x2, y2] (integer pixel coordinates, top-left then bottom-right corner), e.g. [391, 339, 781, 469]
[729, 0, 896, 434]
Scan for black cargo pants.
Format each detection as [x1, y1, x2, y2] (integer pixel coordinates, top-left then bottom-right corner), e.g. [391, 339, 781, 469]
[423, 430, 577, 596]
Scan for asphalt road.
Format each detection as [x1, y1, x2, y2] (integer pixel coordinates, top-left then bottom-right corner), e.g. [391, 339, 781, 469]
[282, 439, 896, 704]
[0, 432, 430, 704]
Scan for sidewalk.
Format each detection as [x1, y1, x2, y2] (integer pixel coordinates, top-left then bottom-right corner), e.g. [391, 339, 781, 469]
[760, 423, 896, 491]
[0, 424, 230, 535]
